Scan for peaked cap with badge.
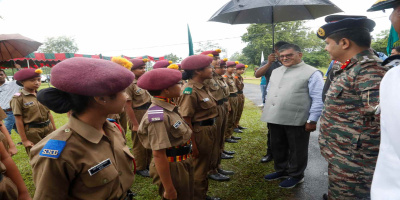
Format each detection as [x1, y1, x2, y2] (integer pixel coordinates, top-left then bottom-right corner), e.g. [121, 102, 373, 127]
[317, 18, 376, 40]
[368, 0, 400, 11]
[137, 68, 182, 91]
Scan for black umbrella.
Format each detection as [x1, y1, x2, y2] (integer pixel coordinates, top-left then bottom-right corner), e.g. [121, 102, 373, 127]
[209, 0, 343, 48]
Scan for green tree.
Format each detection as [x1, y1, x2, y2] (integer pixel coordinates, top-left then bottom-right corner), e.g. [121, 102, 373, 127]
[194, 41, 227, 58]
[371, 29, 389, 53]
[165, 53, 182, 63]
[39, 36, 79, 53]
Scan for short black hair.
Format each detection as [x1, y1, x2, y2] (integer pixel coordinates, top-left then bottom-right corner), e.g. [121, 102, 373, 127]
[0, 69, 5, 75]
[279, 43, 302, 53]
[328, 29, 371, 48]
[148, 90, 162, 96]
[393, 46, 400, 53]
[275, 41, 289, 50]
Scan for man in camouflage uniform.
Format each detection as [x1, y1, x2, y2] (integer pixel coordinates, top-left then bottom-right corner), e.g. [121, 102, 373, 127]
[317, 17, 387, 199]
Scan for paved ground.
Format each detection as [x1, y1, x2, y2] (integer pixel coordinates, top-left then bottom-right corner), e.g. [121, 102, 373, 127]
[243, 83, 328, 200]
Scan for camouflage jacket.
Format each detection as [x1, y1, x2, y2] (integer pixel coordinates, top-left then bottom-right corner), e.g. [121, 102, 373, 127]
[319, 49, 388, 163]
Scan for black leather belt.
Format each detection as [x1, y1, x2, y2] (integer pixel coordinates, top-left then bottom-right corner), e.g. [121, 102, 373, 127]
[28, 120, 50, 128]
[216, 99, 224, 105]
[229, 93, 237, 97]
[2, 108, 12, 112]
[193, 118, 216, 126]
[223, 98, 228, 102]
[0, 172, 3, 182]
[133, 102, 151, 110]
[237, 91, 243, 94]
[166, 144, 192, 157]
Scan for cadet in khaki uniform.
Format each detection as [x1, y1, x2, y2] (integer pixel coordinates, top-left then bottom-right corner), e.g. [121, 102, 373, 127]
[0, 107, 17, 156]
[137, 68, 194, 200]
[201, 50, 234, 182]
[234, 63, 247, 132]
[223, 61, 240, 143]
[30, 58, 136, 200]
[177, 55, 220, 200]
[10, 68, 56, 154]
[126, 58, 153, 177]
[0, 140, 31, 199]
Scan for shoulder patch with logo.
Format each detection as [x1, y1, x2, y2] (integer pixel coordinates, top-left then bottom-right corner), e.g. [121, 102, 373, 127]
[183, 87, 192, 95]
[148, 105, 164, 122]
[39, 139, 67, 159]
[13, 92, 21, 97]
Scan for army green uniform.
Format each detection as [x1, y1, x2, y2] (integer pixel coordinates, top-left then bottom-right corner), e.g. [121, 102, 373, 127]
[234, 74, 245, 128]
[204, 72, 230, 172]
[126, 80, 153, 171]
[10, 89, 54, 153]
[177, 79, 218, 200]
[138, 99, 194, 200]
[30, 116, 135, 200]
[223, 74, 238, 139]
[319, 49, 387, 199]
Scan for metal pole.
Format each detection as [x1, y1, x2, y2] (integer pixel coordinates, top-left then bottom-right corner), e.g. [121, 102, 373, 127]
[272, 7, 275, 52]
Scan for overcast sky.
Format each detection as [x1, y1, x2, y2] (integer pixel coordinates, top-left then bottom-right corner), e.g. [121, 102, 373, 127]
[0, 0, 392, 59]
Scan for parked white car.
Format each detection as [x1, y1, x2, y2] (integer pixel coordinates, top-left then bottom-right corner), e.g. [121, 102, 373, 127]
[41, 74, 50, 83]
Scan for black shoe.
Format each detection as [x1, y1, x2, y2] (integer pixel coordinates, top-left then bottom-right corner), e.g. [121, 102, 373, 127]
[136, 169, 150, 177]
[231, 136, 241, 140]
[233, 128, 243, 133]
[218, 168, 234, 175]
[17, 142, 22, 145]
[225, 138, 238, 143]
[260, 154, 273, 163]
[221, 153, 234, 159]
[206, 196, 221, 200]
[238, 125, 247, 129]
[208, 173, 230, 181]
[223, 150, 235, 155]
[323, 193, 328, 200]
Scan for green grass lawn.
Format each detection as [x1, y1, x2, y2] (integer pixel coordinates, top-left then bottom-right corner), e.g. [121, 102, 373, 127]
[9, 98, 293, 199]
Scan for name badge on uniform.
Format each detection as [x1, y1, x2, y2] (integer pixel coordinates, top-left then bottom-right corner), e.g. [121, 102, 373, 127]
[202, 98, 210, 102]
[136, 88, 142, 94]
[173, 121, 182, 129]
[39, 139, 67, 159]
[24, 101, 34, 106]
[88, 158, 112, 176]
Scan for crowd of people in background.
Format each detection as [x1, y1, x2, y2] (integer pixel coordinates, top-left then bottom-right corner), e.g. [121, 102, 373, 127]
[0, 0, 400, 199]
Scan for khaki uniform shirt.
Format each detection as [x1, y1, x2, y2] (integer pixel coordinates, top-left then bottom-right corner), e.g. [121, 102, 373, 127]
[126, 79, 151, 108]
[234, 74, 244, 91]
[138, 99, 192, 150]
[30, 116, 135, 200]
[10, 89, 50, 124]
[204, 72, 229, 101]
[176, 79, 218, 123]
[223, 74, 238, 93]
[0, 107, 6, 121]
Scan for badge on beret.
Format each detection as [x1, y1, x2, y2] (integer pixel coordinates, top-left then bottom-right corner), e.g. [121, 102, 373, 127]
[39, 139, 67, 159]
[318, 28, 325, 37]
[148, 105, 164, 122]
[183, 87, 192, 95]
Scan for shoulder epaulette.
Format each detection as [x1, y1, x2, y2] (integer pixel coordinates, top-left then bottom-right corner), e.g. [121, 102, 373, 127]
[183, 87, 192, 95]
[39, 139, 67, 159]
[148, 105, 164, 122]
[13, 92, 21, 97]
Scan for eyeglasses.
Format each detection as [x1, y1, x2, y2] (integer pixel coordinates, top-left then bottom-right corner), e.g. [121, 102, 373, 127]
[279, 53, 295, 59]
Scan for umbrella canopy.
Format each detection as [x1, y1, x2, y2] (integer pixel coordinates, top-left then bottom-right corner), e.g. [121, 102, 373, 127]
[209, 0, 343, 24]
[0, 34, 42, 61]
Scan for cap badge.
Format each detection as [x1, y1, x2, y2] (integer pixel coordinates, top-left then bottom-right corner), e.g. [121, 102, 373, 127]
[318, 28, 325, 37]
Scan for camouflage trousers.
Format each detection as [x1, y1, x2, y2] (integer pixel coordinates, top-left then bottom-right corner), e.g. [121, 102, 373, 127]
[328, 161, 373, 200]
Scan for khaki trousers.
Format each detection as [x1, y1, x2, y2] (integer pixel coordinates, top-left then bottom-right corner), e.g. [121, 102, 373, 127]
[210, 103, 228, 172]
[225, 96, 238, 139]
[193, 123, 216, 200]
[0, 176, 18, 200]
[25, 123, 54, 155]
[131, 109, 152, 170]
[150, 157, 194, 200]
[235, 93, 245, 127]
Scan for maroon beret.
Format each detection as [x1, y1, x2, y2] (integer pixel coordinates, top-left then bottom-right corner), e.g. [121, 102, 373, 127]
[51, 57, 135, 96]
[153, 60, 172, 69]
[177, 64, 182, 70]
[181, 55, 213, 70]
[137, 68, 182, 91]
[130, 58, 148, 70]
[200, 49, 221, 57]
[220, 58, 228, 66]
[226, 61, 238, 67]
[236, 63, 245, 69]
[14, 68, 41, 81]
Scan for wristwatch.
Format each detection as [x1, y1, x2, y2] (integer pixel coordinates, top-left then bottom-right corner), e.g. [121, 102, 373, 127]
[307, 120, 317, 124]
